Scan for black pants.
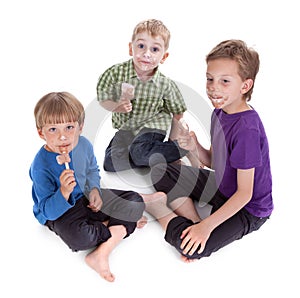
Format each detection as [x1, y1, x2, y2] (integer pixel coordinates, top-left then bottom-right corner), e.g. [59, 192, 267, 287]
[151, 163, 269, 259]
[45, 189, 145, 252]
[103, 128, 188, 172]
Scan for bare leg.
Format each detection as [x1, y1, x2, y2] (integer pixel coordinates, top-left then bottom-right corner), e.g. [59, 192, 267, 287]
[140, 192, 177, 231]
[169, 197, 201, 223]
[141, 192, 200, 264]
[85, 225, 126, 282]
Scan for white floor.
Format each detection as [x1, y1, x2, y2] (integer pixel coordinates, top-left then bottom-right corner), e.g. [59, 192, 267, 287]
[10, 114, 295, 298]
[2, 1, 299, 297]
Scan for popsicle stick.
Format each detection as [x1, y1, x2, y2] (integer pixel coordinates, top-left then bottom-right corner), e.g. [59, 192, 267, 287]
[62, 151, 69, 169]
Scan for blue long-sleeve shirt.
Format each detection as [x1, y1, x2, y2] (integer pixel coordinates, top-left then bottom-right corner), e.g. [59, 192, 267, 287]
[29, 136, 101, 225]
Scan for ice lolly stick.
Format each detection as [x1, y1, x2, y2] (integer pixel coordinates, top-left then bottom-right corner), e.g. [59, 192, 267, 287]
[62, 151, 69, 169]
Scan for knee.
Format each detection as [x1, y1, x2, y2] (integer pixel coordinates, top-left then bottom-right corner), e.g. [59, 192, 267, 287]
[129, 145, 147, 167]
[66, 224, 111, 252]
[165, 216, 206, 260]
[103, 156, 116, 172]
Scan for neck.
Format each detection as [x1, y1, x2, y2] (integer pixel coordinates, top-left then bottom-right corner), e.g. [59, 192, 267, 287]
[134, 67, 156, 82]
[223, 101, 252, 114]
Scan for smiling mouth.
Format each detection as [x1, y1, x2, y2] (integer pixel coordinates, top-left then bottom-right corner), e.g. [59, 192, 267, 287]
[211, 98, 223, 104]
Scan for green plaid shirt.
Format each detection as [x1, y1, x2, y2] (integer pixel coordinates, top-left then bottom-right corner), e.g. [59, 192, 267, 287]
[97, 59, 187, 135]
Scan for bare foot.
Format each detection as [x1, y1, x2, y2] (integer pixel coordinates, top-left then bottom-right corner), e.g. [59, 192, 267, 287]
[181, 255, 198, 263]
[137, 215, 148, 228]
[141, 192, 168, 217]
[85, 247, 115, 282]
[140, 192, 177, 231]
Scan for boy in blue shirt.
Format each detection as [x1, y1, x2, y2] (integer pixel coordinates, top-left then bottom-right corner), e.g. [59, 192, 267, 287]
[30, 91, 146, 282]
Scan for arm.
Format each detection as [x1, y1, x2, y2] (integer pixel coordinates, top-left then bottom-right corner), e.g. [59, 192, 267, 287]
[98, 79, 134, 113]
[31, 167, 76, 222]
[99, 99, 132, 113]
[180, 168, 255, 255]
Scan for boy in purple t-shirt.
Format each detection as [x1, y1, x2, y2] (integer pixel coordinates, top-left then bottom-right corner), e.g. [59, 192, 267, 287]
[144, 39, 273, 262]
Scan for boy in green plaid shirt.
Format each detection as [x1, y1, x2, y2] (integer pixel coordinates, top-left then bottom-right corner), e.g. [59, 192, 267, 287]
[97, 19, 188, 172]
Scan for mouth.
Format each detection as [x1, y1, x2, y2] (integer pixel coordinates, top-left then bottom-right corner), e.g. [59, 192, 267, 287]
[207, 90, 227, 107]
[58, 144, 71, 153]
[140, 61, 151, 66]
[208, 95, 226, 108]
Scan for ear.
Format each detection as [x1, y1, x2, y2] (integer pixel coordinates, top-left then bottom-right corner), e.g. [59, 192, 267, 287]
[129, 42, 133, 56]
[37, 128, 45, 141]
[160, 52, 169, 64]
[241, 79, 254, 95]
[79, 123, 84, 133]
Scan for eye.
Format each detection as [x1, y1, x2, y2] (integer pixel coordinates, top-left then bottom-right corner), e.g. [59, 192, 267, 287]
[151, 47, 160, 53]
[206, 77, 213, 83]
[137, 43, 145, 49]
[48, 127, 56, 133]
[222, 79, 230, 84]
[66, 125, 74, 131]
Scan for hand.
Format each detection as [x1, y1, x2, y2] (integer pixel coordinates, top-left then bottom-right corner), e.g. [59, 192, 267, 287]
[56, 152, 71, 165]
[114, 98, 133, 113]
[88, 188, 103, 212]
[178, 131, 197, 152]
[121, 83, 135, 100]
[180, 221, 211, 256]
[59, 169, 76, 200]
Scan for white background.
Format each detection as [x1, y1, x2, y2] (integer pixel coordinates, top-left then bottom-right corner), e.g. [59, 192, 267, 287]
[1, 0, 299, 297]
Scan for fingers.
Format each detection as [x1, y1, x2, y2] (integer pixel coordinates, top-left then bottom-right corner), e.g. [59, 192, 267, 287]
[180, 227, 205, 257]
[60, 169, 76, 190]
[88, 194, 103, 212]
[119, 98, 132, 112]
[88, 200, 102, 212]
[88, 204, 101, 212]
[177, 131, 196, 151]
[180, 234, 201, 256]
[59, 170, 76, 199]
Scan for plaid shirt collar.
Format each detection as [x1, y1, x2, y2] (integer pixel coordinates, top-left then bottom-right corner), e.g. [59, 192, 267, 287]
[126, 59, 162, 87]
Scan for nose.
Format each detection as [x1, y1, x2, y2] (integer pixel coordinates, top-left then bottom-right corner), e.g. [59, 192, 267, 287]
[143, 48, 151, 58]
[207, 81, 219, 91]
[59, 134, 67, 141]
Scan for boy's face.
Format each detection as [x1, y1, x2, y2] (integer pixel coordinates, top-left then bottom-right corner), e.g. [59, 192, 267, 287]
[38, 121, 83, 154]
[129, 32, 169, 78]
[206, 58, 253, 113]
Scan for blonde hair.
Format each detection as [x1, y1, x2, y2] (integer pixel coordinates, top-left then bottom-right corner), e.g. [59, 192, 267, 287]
[206, 39, 260, 101]
[132, 19, 171, 50]
[34, 91, 85, 130]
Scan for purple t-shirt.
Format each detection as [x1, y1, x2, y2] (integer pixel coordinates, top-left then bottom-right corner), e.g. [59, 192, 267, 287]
[211, 108, 273, 217]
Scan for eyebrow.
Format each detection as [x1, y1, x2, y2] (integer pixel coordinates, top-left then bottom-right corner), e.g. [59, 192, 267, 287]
[135, 39, 163, 47]
[206, 72, 234, 77]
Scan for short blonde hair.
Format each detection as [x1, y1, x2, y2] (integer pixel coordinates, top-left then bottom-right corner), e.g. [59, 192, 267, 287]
[132, 19, 171, 50]
[206, 39, 260, 101]
[34, 91, 85, 130]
